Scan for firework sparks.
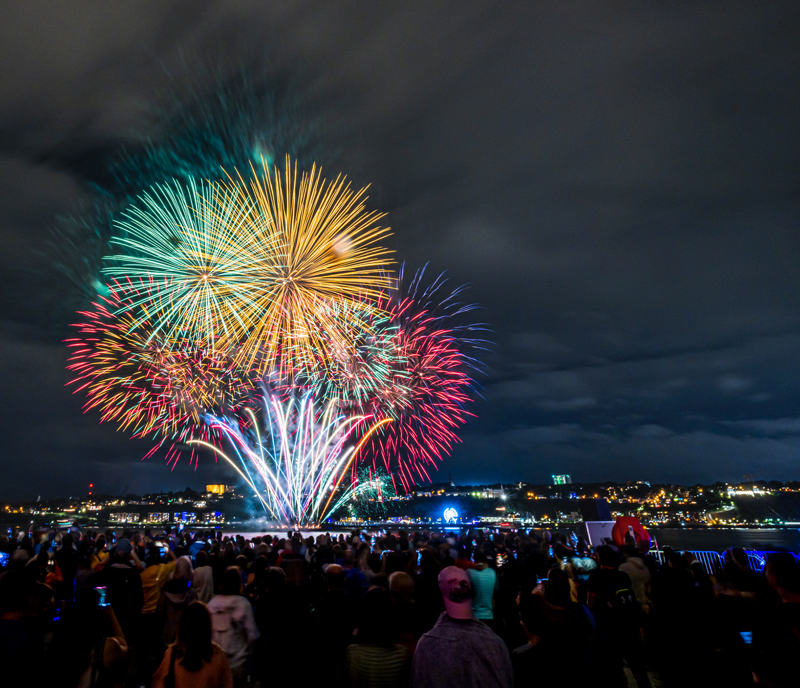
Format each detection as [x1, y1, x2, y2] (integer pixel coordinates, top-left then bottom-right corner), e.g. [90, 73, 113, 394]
[105, 178, 280, 350]
[65, 279, 255, 465]
[290, 295, 406, 406]
[346, 467, 397, 521]
[193, 393, 390, 525]
[224, 158, 395, 374]
[360, 267, 485, 491]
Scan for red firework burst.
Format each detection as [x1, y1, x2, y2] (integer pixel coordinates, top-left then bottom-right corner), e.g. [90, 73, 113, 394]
[65, 278, 256, 467]
[360, 267, 485, 491]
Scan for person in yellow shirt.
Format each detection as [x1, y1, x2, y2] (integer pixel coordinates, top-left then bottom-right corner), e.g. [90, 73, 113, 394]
[140, 544, 177, 675]
[141, 545, 177, 614]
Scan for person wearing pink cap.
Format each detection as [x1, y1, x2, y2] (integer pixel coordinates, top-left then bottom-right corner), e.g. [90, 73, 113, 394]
[411, 566, 512, 688]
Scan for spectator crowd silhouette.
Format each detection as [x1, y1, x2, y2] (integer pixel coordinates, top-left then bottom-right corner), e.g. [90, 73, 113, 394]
[1, 525, 799, 687]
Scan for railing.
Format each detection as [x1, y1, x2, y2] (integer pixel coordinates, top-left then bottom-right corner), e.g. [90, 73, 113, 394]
[649, 548, 800, 574]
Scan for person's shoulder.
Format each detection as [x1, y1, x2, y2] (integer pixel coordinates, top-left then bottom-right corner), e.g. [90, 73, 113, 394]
[616, 569, 633, 585]
[512, 642, 534, 656]
[207, 595, 223, 609]
[471, 618, 504, 641]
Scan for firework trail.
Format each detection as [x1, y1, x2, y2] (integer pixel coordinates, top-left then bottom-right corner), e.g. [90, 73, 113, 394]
[192, 393, 390, 525]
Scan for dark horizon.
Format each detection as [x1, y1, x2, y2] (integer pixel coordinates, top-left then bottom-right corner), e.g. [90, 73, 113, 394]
[2, 3, 800, 500]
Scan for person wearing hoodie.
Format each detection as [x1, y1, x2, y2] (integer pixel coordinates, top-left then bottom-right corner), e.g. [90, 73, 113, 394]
[619, 545, 653, 614]
[207, 566, 259, 686]
[193, 550, 214, 603]
[159, 557, 197, 646]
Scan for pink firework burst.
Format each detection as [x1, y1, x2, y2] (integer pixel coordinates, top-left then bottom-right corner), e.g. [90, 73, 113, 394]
[360, 267, 485, 491]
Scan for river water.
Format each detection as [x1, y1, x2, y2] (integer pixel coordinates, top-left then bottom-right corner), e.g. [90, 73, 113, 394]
[226, 526, 800, 552]
[648, 527, 800, 552]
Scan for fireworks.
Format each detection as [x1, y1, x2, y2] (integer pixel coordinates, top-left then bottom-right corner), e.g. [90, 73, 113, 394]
[105, 179, 279, 350]
[63, 129, 484, 516]
[291, 295, 404, 406]
[346, 467, 397, 521]
[222, 158, 394, 374]
[359, 268, 485, 491]
[66, 279, 255, 465]
[194, 393, 391, 524]
[104, 159, 394, 378]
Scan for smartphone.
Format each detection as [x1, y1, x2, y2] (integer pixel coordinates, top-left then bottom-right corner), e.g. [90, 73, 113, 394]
[740, 631, 753, 645]
[497, 553, 507, 567]
[417, 550, 422, 565]
[0, 552, 9, 567]
[95, 586, 110, 607]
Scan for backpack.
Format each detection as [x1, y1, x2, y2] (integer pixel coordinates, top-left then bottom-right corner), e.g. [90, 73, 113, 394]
[607, 585, 640, 629]
[210, 603, 241, 658]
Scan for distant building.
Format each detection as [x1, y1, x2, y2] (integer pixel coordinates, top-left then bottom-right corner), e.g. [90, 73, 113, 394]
[109, 513, 139, 523]
[553, 474, 572, 485]
[146, 513, 171, 523]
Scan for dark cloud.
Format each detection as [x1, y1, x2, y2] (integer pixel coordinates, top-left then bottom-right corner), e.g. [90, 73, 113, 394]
[1, 2, 799, 498]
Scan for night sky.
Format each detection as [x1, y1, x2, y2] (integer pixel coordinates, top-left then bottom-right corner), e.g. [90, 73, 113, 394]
[1, 2, 799, 500]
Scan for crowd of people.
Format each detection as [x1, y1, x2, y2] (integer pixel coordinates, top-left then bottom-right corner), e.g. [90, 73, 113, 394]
[1, 524, 799, 687]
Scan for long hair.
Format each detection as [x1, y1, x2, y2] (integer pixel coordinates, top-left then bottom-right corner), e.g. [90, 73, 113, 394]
[175, 601, 214, 671]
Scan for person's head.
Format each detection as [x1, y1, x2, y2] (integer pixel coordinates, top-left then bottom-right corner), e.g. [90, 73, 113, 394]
[62, 533, 74, 548]
[175, 602, 214, 671]
[621, 545, 640, 560]
[220, 566, 242, 595]
[113, 538, 132, 561]
[325, 564, 346, 592]
[728, 547, 749, 569]
[766, 552, 800, 597]
[355, 587, 396, 645]
[196, 550, 208, 567]
[438, 566, 473, 620]
[595, 545, 619, 569]
[473, 549, 488, 565]
[545, 567, 572, 608]
[174, 556, 193, 582]
[267, 566, 286, 592]
[518, 594, 552, 642]
[389, 571, 415, 606]
[36, 549, 49, 567]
